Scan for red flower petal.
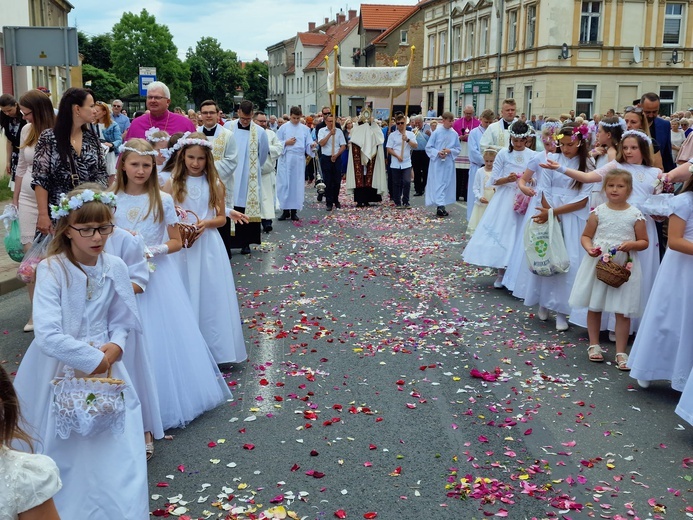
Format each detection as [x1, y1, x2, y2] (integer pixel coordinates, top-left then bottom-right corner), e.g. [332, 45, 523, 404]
[369, 444, 377, 450]
[208, 441, 217, 448]
[364, 513, 378, 519]
[156, 482, 169, 487]
[335, 510, 347, 519]
[291, 463, 301, 471]
[243, 443, 255, 450]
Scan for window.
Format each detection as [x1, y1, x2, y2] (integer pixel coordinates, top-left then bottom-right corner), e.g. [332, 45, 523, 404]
[526, 5, 537, 49]
[524, 86, 533, 118]
[659, 87, 677, 116]
[576, 85, 596, 116]
[453, 25, 461, 61]
[580, 1, 601, 44]
[466, 22, 475, 58]
[428, 34, 436, 66]
[506, 87, 514, 99]
[439, 31, 447, 64]
[663, 3, 684, 45]
[480, 17, 489, 55]
[400, 30, 408, 44]
[508, 10, 518, 51]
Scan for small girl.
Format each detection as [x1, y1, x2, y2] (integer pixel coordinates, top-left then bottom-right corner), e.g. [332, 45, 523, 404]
[629, 180, 693, 389]
[588, 117, 625, 208]
[163, 132, 247, 365]
[113, 139, 231, 430]
[568, 170, 648, 369]
[521, 124, 594, 331]
[144, 127, 170, 176]
[462, 121, 536, 288]
[12, 186, 149, 518]
[466, 149, 496, 235]
[1, 364, 62, 519]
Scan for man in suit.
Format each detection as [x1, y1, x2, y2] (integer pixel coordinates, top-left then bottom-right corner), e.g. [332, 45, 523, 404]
[641, 92, 674, 173]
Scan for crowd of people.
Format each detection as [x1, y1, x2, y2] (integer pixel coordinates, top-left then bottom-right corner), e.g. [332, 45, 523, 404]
[2, 81, 693, 518]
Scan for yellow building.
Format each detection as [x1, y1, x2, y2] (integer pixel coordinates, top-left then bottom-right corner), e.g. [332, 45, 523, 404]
[421, 0, 693, 117]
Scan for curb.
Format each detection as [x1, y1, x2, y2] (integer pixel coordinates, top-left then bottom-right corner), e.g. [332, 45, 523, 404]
[0, 277, 24, 296]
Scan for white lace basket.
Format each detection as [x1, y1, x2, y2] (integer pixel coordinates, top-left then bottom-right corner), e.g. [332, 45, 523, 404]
[51, 365, 127, 439]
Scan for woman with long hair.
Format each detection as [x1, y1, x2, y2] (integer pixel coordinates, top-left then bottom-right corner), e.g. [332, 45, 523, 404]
[32, 88, 108, 235]
[12, 90, 56, 332]
[93, 101, 122, 179]
[0, 93, 27, 184]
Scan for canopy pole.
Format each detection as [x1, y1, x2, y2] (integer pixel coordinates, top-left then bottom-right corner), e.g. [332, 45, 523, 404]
[332, 46, 339, 118]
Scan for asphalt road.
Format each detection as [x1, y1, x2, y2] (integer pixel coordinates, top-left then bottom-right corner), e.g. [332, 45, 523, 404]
[1, 190, 692, 520]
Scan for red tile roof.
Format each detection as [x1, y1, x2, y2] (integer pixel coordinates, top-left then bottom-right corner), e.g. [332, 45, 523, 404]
[298, 32, 328, 47]
[370, 4, 419, 44]
[304, 17, 360, 70]
[361, 4, 414, 30]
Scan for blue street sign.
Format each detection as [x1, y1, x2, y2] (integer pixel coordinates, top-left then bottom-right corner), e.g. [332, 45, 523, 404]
[139, 75, 157, 97]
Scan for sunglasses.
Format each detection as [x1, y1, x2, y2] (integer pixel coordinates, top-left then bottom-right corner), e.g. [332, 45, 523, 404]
[396, 122, 406, 125]
[624, 106, 643, 114]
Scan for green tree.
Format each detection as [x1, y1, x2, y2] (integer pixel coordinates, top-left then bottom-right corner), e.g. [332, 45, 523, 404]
[186, 37, 246, 112]
[82, 64, 125, 103]
[243, 60, 269, 112]
[110, 9, 190, 107]
[78, 32, 114, 72]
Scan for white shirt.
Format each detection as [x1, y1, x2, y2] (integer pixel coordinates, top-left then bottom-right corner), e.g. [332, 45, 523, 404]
[317, 127, 346, 155]
[386, 130, 417, 169]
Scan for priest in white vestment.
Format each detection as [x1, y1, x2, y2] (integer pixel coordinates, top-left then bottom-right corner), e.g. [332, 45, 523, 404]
[346, 114, 387, 207]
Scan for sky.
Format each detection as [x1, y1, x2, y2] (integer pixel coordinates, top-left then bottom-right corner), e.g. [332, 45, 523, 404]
[68, 0, 418, 62]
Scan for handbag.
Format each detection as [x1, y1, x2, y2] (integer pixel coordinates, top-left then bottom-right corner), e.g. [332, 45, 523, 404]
[5, 220, 23, 262]
[523, 209, 570, 276]
[51, 364, 127, 439]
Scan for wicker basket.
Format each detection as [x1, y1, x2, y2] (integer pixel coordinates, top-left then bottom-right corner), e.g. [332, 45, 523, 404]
[176, 209, 200, 248]
[52, 366, 127, 439]
[595, 259, 631, 288]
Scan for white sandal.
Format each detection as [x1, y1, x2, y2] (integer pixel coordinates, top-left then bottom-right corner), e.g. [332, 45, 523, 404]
[587, 344, 604, 362]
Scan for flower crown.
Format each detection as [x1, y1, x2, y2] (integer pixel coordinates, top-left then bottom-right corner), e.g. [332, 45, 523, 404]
[621, 129, 652, 145]
[173, 132, 214, 150]
[50, 190, 117, 220]
[144, 127, 170, 143]
[118, 144, 158, 156]
[599, 119, 627, 131]
[509, 122, 534, 139]
[554, 124, 589, 142]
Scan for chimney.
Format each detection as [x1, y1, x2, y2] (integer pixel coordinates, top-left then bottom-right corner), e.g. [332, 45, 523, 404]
[348, 9, 357, 20]
[337, 13, 346, 23]
[308, 22, 316, 31]
[325, 17, 329, 24]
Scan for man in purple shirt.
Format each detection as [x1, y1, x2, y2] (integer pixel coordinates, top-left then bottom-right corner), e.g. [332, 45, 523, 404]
[452, 105, 480, 201]
[126, 81, 195, 139]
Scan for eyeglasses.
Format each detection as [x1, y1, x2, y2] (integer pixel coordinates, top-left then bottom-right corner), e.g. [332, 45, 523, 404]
[20, 110, 32, 117]
[112, 105, 122, 108]
[69, 224, 115, 237]
[396, 122, 406, 125]
[200, 111, 218, 116]
[147, 95, 166, 101]
[624, 106, 643, 114]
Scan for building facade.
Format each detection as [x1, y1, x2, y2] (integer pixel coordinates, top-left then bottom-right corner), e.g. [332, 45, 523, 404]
[422, 0, 693, 118]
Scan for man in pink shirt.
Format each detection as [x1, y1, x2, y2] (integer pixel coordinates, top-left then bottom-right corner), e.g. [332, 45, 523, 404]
[127, 81, 196, 139]
[452, 105, 480, 201]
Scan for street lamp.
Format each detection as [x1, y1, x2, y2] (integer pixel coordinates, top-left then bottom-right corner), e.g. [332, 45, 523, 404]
[259, 73, 275, 117]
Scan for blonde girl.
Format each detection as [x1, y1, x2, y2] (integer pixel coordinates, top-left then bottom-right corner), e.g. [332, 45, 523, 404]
[568, 170, 648, 369]
[113, 139, 231, 431]
[164, 132, 247, 364]
[144, 128, 170, 175]
[467, 149, 496, 235]
[12, 186, 149, 518]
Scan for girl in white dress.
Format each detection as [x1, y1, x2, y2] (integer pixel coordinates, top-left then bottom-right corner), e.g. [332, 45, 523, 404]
[144, 128, 170, 178]
[12, 187, 150, 519]
[504, 120, 562, 294]
[589, 117, 625, 209]
[163, 132, 248, 364]
[567, 170, 648, 369]
[1, 364, 61, 520]
[542, 131, 661, 333]
[629, 184, 693, 389]
[466, 149, 496, 235]
[522, 125, 594, 331]
[112, 139, 232, 430]
[463, 121, 536, 288]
